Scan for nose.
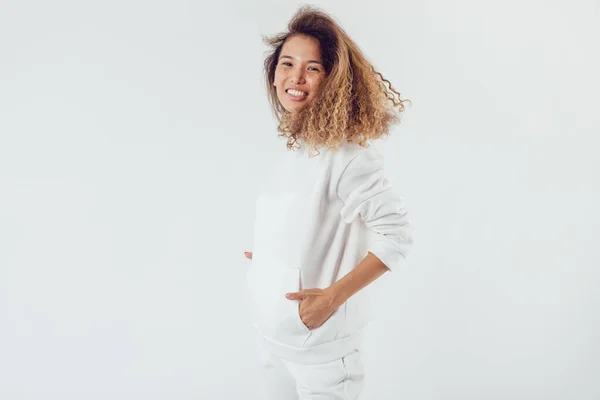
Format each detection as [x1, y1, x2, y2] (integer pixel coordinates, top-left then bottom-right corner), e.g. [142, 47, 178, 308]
[290, 68, 306, 85]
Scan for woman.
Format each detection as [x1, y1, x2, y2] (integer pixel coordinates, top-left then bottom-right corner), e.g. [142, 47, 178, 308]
[243, 6, 414, 399]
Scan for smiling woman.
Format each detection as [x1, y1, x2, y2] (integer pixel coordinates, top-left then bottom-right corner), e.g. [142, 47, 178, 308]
[262, 6, 410, 155]
[244, 5, 414, 400]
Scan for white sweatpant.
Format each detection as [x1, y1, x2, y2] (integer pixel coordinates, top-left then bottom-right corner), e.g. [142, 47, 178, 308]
[257, 343, 365, 399]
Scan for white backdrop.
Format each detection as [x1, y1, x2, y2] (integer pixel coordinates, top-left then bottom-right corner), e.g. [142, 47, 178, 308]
[1, 0, 598, 399]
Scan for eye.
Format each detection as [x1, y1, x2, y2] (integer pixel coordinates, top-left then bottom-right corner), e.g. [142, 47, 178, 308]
[280, 62, 292, 67]
[308, 67, 321, 72]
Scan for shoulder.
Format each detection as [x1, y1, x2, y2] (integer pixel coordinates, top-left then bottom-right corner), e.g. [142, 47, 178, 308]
[334, 140, 384, 172]
[332, 141, 386, 194]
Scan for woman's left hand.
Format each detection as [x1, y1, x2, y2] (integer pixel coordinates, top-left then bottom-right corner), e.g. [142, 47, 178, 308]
[285, 288, 338, 330]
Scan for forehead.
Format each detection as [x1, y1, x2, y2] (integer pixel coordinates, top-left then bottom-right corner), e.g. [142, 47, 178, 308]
[280, 35, 322, 61]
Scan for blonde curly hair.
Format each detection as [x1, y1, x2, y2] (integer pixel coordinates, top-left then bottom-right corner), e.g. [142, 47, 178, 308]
[263, 5, 411, 155]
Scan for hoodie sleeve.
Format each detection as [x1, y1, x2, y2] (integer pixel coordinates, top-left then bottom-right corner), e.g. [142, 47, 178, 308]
[336, 147, 414, 271]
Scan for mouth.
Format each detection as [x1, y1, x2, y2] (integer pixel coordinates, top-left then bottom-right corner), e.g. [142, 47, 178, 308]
[285, 89, 308, 101]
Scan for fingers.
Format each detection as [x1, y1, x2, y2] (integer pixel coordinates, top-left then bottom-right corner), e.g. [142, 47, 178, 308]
[285, 288, 322, 300]
[244, 251, 253, 260]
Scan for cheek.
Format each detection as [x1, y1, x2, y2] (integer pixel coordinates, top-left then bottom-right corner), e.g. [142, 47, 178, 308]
[275, 84, 285, 97]
[309, 77, 325, 94]
[274, 69, 285, 87]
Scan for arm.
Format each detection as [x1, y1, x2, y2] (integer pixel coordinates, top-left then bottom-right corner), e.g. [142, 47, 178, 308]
[286, 252, 389, 329]
[326, 251, 389, 309]
[336, 147, 413, 272]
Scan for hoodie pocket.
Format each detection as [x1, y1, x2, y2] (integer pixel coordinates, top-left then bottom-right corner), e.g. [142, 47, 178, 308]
[278, 268, 311, 336]
[248, 264, 311, 346]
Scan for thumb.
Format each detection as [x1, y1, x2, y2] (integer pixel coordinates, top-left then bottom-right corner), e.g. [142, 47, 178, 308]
[285, 291, 306, 300]
[244, 251, 253, 260]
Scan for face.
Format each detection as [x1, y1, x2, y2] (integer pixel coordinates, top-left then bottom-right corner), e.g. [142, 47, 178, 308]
[273, 34, 326, 114]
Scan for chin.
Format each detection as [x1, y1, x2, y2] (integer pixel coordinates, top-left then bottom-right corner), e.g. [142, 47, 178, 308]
[278, 98, 310, 114]
[288, 102, 308, 112]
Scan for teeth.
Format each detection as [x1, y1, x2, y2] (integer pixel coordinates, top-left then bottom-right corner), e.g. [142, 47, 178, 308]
[287, 89, 307, 97]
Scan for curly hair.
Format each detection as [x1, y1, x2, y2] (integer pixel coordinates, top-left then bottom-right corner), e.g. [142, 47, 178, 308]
[263, 5, 411, 155]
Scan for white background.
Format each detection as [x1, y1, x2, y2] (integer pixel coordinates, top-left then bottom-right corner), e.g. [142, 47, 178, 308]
[1, 0, 599, 399]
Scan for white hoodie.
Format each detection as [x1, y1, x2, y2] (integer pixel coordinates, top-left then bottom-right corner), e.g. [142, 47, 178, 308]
[246, 139, 413, 364]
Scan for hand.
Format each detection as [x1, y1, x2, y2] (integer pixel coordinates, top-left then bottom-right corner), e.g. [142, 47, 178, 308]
[285, 288, 337, 330]
[244, 251, 253, 260]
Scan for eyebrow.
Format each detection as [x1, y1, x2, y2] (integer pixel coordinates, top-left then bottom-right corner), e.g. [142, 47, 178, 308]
[279, 55, 323, 66]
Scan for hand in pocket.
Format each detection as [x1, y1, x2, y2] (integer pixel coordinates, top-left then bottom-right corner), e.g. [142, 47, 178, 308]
[285, 288, 337, 330]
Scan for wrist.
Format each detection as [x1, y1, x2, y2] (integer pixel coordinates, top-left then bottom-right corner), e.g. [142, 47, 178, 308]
[325, 282, 350, 309]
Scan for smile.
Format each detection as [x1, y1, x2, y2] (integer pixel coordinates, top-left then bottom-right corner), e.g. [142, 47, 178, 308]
[286, 89, 308, 100]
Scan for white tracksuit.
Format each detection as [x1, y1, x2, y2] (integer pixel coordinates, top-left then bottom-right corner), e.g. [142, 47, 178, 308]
[246, 140, 413, 399]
